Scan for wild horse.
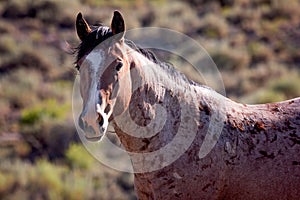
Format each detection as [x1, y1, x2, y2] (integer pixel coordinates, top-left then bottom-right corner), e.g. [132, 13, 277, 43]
[74, 11, 300, 200]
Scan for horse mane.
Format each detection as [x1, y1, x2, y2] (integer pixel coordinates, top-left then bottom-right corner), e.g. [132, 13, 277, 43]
[74, 25, 201, 87]
[124, 39, 196, 86]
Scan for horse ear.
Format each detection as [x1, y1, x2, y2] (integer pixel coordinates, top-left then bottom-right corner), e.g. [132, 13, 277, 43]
[111, 10, 125, 38]
[76, 12, 91, 41]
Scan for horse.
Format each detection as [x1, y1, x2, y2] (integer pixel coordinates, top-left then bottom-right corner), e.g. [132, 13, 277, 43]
[74, 11, 300, 200]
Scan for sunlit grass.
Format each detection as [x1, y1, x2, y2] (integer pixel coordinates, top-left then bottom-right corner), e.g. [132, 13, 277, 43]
[21, 99, 70, 125]
[0, 158, 135, 200]
[65, 143, 95, 170]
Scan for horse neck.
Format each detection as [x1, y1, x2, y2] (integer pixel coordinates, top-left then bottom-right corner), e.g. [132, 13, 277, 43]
[127, 46, 198, 101]
[112, 46, 231, 153]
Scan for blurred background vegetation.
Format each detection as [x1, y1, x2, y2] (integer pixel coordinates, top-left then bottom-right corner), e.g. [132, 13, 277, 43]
[0, 0, 299, 199]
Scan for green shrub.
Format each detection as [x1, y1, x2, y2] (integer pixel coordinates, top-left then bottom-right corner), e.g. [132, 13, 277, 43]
[32, 159, 66, 200]
[149, 1, 200, 32]
[0, 69, 41, 109]
[21, 99, 69, 125]
[0, 35, 18, 56]
[0, 20, 16, 34]
[19, 99, 72, 159]
[270, 0, 300, 19]
[241, 72, 300, 104]
[247, 41, 272, 63]
[0, 158, 135, 200]
[65, 143, 95, 170]
[0, 171, 15, 194]
[1, 0, 30, 19]
[210, 45, 250, 71]
[62, 171, 92, 200]
[0, 159, 66, 199]
[199, 14, 229, 39]
[0, 159, 99, 200]
[271, 75, 300, 99]
[255, 90, 286, 104]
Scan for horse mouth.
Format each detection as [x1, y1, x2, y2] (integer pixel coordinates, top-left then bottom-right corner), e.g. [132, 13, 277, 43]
[80, 125, 105, 142]
[84, 126, 105, 142]
[85, 135, 103, 142]
[78, 116, 107, 142]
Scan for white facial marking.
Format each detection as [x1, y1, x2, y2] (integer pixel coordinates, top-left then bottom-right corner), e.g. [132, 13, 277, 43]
[79, 48, 109, 139]
[86, 49, 104, 73]
[97, 104, 109, 129]
[81, 49, 105, 108]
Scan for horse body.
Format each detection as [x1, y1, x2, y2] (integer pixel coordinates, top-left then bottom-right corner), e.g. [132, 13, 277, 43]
[113, 47, 300, 199]
[221, 99, 300, 200]
[75, 11, 300, 199]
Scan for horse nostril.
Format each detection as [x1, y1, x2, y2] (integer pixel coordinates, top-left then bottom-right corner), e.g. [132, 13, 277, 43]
[78, 116, 85, 130]
[104, 104, 111, 114]
[97, 113, 104, 126]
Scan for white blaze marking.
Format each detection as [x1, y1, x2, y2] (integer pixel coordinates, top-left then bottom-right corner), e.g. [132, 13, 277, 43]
[82, 49, 104, 107]
[86, 49, 105, 73]
[80, 48, 106, 135]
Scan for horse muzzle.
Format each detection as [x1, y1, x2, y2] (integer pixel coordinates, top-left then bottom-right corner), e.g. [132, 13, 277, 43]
[78, 109, 109, 142]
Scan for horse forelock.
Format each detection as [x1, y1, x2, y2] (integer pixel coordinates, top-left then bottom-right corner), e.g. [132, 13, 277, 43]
[75, 25, 113, 68]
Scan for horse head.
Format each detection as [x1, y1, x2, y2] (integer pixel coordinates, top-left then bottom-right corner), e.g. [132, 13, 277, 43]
[75, 11, 132, 141]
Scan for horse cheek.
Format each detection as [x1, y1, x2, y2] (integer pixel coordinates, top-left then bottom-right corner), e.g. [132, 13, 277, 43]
[114, 76, 131, 116]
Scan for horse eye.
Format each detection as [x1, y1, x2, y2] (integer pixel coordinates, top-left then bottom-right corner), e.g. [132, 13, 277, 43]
[116, 62, 123, 71]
